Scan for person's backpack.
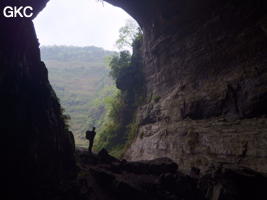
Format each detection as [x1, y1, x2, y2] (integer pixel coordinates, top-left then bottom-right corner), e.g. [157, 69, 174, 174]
[86, 131, 92, 140]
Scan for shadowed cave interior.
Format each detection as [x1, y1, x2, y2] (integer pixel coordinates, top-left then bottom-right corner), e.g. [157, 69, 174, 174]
[1, 0, 267, 199]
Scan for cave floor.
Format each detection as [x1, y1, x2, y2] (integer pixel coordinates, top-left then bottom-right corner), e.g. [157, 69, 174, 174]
[75, 147, 160, 200]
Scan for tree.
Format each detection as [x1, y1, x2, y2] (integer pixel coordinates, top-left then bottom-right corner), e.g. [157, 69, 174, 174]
[115, 19, 141, 50]
[109, 50, 131, 80]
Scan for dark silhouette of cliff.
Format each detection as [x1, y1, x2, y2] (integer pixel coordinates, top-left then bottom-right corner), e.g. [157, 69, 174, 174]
[0, 1, 76, 199]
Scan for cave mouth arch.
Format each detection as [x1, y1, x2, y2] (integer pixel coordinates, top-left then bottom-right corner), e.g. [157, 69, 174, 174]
[33, 0, 134, 51]
[32, 0, 139, 148]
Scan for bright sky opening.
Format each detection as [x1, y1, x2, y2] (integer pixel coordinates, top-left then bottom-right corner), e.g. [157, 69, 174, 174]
[33, 0, 134, 51]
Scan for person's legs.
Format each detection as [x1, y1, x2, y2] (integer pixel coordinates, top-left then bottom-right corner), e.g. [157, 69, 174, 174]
[88, 139, 91, 153]
[88, 139, 94, 153]
[91, 139, 94, 151]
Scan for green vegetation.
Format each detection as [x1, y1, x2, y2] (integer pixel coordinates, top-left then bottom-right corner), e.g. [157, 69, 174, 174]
[42, 19, 144, 157]
[50, 87, 71, 131]
[94, 108, 139, 158]
[116, 19, 141, 50]
[94, 91, 124, 150]
[41, 45, 118, 148]
[190, 156, 209, 167]
[187, 128, 198, 150]
[60, 107, 71, 131]
[125, 118, 138, 145]
[109, 51, 131, 80]
[147, 92, 153, 103]
[94, 21, 144, 158]
[179, 84, 186, 91]
[154, 94, 160, 103]
[41, 45, 112, 62]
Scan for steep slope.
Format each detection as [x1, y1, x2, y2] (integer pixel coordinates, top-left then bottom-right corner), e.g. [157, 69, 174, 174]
[105, 0, 267, 174]
[40, 45, 116, 147]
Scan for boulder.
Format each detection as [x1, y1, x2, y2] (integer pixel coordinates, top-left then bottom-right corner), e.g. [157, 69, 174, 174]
[104, 164, 122, 174]
[123, 161, 147, 173]
[198, 165, 267, 200]
[97, 148, 120, 164]
[159, 173, 176, 188]
[190, 167, 200, 178]
[89, 168, 116, 187]
[174, 174, 192, 195]
[111, 178, 142, 197]
[123, 157, 178, 174]
[146, 157, 178, 174]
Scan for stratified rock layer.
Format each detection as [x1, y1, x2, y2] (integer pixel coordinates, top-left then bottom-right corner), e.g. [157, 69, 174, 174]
[107, 0, 267, 119]
[125, 117, 267, 174]
[104, 0, 267, 174]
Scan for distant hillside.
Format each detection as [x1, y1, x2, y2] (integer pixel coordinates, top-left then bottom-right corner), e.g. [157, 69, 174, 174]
[41, 45, 118, 147]
[41, 45, 113, 62]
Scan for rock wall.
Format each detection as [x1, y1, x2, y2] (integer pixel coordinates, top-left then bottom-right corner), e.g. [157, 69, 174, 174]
[0, 1, 76, 199]
[105, 0, 267, 174]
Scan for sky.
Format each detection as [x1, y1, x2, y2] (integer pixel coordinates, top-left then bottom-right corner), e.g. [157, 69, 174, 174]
[33, 0, 134, 51]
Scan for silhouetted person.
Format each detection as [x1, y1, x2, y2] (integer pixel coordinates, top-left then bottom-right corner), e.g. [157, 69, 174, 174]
[86, 127, 96, 154]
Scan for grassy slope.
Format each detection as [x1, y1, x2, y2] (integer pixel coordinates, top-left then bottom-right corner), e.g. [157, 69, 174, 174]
[42, 46, 118, 148]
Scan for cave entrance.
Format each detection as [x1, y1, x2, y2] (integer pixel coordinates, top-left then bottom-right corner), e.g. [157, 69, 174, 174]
[33, 0, 137, 148]
[33, 0, 132, 50]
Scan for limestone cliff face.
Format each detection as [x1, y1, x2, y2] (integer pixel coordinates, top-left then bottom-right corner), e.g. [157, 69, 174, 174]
[0, 1, 76, 198]
[106, 0, 267, 174]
